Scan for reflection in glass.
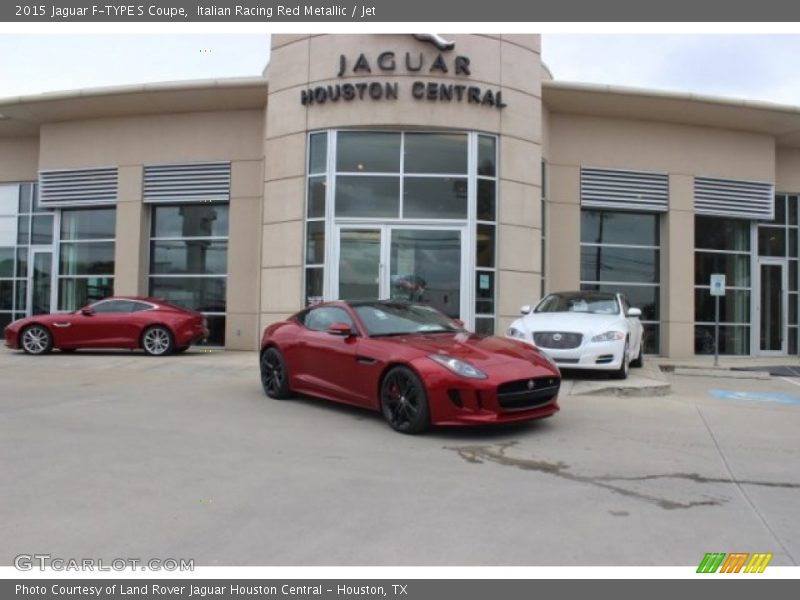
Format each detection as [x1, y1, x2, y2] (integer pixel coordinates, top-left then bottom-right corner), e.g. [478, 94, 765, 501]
[338, 229, 380, 300]
[335, 176, 399, 218]
[404, 133, 468, 174]
[581, 283, 660, 321]
[475, 317, 495, 335]
[31, 215, 54, 245]
[760, 263, 783, 351]
[772, 195, 786, 225]
[477, 179, 495, 222]
[59, 243, 115, 276]
[0, 280, 11, 310]
[150, 241, 228, 274]
[390, 229, 462, 318]
[694, 253, 750, 287]
[17, 216, 29, 245]
[695, 288, 750, 324]
[307, 177, 326, 219]
[61, 208, 117, 240]
[152, 204, 228, 239]
[31, 253, 51, 315]
[695, 324, 750, 355]
[477, 224, 495, 268]
[642, 324, 660, 355]
[305, 267, 324, 306]
[790, 195, 798, 226]
[18, 184, 32, 213]
[150, 277, 226, 313]
[403, 177, 468, 219]
[475, 270, 494, 314]
[581, 247, 659, 284]
[695, 216, 750, 251]
[306, 222, 325, 265]
[478, 135, 496, 177]
[758, 227, 785, 257]
[0, 247, 13, 277]
[581, 210, 659, 246]
[336, 132, 400, 173]
[58, 277, 114, 311]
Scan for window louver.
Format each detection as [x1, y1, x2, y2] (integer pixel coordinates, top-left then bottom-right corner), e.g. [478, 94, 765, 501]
[581, 167, 669, 213]
[694, 177, 774, 220]
[144, 162, 231, 203]
[39, 168, 118, 207]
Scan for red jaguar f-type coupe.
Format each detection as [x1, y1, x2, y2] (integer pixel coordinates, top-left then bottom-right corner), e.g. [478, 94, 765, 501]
[4, 297, 208, 356]
[259, 300, 561, 433]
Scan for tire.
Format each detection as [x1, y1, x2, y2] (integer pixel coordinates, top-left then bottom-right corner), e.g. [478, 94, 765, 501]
[380, 366, 430, 434]
[260, 347, 291, 399]
[630, 342, 644, 368]
[613, 340, 630, 380]
[141, 326, 174, 356]
[20, 325, 53, 355]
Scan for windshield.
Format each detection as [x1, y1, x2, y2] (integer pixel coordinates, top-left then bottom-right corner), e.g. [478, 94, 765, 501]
[535, 293, 620, 315]
[353, 302, 462, 337]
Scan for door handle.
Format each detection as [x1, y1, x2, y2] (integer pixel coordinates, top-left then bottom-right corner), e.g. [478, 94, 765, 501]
[53, 322, 72, 328]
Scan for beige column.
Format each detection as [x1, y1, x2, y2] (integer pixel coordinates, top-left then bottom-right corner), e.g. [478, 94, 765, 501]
[226, 159, 264, 350]
[663, 174, 695, 357]
[112, 165, 146, 296]
[544, 164, 581, 293]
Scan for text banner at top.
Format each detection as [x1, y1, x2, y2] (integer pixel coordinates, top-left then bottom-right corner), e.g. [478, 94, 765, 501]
[6, 0, 800, 22]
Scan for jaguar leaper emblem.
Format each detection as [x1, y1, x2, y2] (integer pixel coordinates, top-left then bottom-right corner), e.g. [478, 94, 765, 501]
[413, 34, 455, 51]
[527, 379, 535, 390]
[552, 333, 563, 342]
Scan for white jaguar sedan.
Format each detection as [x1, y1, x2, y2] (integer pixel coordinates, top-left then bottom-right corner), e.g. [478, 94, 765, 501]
[506, 291, 644, 379]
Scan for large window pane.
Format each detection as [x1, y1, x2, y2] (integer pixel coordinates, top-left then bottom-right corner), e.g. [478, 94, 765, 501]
[0, 217, 15, 246]
[581, 246, 659, 283]
[403, 177, 468, 219]
[694, 288, 751, 324]
[61, 208, 116, 240]
[309, 132, 327, 174]
[336, 132, 400, 173]
[31, 215, 54, 245]
[695, 216, 750, 251]
[0, 280, 11, 310]
[0, 247, 13, 277]
[150, 277, 226, 313]
[581, 211, 659, 246]
[695, 324, 750, 355]
[0, 184, 18, 215]
[694, 252, 750, 287]
[335, 176, 400, 218]
[58, 277, 114, 311]
[151, 204, 228, 238]
[150, 241, 228, 275]
[404, 133, 468, 174]
[59, 243, 115, 275]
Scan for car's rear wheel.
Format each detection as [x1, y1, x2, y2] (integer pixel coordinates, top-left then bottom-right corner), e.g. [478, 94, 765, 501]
[613, 340, 630, 380]
[261, 347, 290, 399]
[141, 326, 174, 356]
[380, 366, 430, 434]
[21, 325, 53, 355]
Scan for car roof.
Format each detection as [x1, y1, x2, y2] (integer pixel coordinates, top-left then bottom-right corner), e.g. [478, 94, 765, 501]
[545, 291, 619, 300]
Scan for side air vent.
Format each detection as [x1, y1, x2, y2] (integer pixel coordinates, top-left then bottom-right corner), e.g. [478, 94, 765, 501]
[143, 162, 231, 203]
[581, 167, 669, 213]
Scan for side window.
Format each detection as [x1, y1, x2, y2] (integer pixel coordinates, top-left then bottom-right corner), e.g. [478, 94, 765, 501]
[130, 301, 152, 312]
[92, 300, 133, 313]
[304, 307, 355, 332]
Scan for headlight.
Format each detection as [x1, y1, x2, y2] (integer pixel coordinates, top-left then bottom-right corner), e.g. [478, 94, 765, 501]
[428, 354, 487, 379]
[506, 326, 526, 340]
[591, 331, 625, 342]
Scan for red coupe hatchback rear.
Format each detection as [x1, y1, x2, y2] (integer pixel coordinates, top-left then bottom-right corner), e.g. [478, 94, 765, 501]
[4, 297, 209, 356]
[259, 300, 561, 433]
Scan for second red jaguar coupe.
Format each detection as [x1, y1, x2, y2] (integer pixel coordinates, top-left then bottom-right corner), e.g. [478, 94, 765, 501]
[260, 300, 561, 433]
[4, 297, 208, 356]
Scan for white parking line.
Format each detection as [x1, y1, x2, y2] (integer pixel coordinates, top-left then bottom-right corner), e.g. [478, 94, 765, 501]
[779, 376, 800, 387]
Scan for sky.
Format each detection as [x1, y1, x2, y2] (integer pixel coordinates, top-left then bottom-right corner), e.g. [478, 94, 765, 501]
[3, 34, 800, 105]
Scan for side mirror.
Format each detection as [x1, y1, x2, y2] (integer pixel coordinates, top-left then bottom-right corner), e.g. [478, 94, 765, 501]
[327, 322, 354, 337]
[627, 308, 642, 318]
[81, 307, 95, 316]
[520, 305, 532, 315]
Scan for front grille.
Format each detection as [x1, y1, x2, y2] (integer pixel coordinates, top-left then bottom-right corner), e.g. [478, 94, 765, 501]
[497, 377, 560, 411]
[533, 331, 583, 349]
[554, 358, 580, 364]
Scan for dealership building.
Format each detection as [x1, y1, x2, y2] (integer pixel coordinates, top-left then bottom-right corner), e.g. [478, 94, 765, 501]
[1, 33, 799, 357]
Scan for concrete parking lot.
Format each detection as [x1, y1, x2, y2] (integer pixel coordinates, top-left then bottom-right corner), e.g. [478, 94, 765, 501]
[1, 348, 799, 566]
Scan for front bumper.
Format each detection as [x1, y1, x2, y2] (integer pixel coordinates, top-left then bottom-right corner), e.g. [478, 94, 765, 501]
[511, 337, 626, 371]
[4, 326, 19, 349]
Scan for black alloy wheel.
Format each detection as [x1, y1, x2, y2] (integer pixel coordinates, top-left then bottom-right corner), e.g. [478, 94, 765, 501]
[380, 366, 430, 434]
[261, 347, 290, 399]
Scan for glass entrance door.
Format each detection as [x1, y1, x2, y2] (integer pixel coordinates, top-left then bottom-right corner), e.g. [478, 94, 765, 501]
[28, 249, 53, 316]
[759, 260, 786, 354]
[336, 225, 466, 320]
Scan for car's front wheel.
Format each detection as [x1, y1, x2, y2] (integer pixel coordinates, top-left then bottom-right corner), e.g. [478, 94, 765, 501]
[630, 341, 644, 368]
[260, 347, 291, 399]
[380, 366, 430, 434]
[21, 325, 53, 355]
[141, 326, 174, 356]
[613, 340, 630, 380]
